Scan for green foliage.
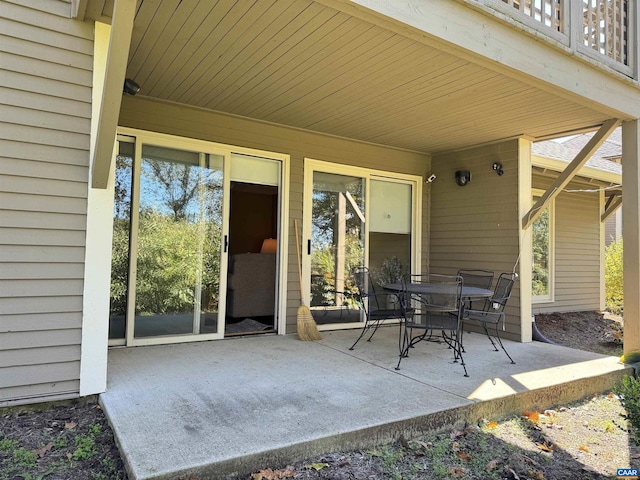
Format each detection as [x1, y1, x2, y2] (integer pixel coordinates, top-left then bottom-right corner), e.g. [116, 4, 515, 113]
[310, 234, 363, 307]
[72, 423, 101, 461]
[372, 256, 405, 287]
[605, 238, 624, 314]
[614, 375, 640, 444]
[110, 153, 223, 317]
[532, 207, 550, 297]
[0, 438, 18, 452]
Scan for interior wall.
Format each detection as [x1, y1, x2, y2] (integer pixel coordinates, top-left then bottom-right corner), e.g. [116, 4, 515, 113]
[229, 184, 278, 256]
[118, 96, 430, 333]
[430, 140, 522, 341]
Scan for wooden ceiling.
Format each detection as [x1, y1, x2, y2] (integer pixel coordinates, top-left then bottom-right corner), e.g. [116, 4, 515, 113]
[85, 0, 612, 153]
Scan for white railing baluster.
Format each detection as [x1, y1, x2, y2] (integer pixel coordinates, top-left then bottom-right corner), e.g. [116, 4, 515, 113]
[493, 0, 633, 74]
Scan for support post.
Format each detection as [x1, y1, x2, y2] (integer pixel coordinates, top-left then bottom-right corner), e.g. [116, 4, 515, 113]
[623, 120, 640, 355]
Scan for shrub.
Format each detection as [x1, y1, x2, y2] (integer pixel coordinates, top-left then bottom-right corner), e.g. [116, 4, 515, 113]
[605, 238, 623, 314]
[614, 374, 640, 444]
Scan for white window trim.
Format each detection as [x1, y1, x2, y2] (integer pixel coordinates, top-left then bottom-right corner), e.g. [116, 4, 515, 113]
[531, 188, 555, 304]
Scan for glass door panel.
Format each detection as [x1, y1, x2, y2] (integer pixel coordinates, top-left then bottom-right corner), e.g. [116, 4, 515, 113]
[368, 180, 412, 291]
[109, 140, 134, 343]
[132, 145, 224, 338]
[310, 172, 365, 324]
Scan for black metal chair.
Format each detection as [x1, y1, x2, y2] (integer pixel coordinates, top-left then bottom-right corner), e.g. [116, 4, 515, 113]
[396, 273, 467, 376]
[463, 272, 517, 364]
[349, 266, 404, 350]
[457, 269, 494, 309]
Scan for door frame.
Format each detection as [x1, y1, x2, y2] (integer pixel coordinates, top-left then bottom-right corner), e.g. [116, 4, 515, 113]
[302, 158, 422, 331]
[110, 127, 290, 346]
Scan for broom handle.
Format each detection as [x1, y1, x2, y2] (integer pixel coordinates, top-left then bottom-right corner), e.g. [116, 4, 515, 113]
[294, 219, 304, 300]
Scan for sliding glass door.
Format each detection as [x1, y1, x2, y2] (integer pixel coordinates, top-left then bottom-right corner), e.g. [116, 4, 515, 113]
[108, 130, 287, 346]
[303, 159, 420, 327]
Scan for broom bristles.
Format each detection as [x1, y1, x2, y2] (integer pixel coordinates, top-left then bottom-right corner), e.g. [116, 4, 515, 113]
[297, 304, 322, 341]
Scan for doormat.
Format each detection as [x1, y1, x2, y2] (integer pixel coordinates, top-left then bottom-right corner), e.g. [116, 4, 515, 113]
[225, 318, 272, 335]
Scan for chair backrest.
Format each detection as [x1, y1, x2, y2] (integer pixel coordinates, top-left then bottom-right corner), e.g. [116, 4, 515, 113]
[489, 273, 516, 311]
[457, 269, 494, 289]
[403, 273, 463, 313]
[351, 266, 384, 311]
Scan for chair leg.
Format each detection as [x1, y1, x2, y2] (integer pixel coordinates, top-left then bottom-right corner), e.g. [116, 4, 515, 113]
[349, 316, 371, 350]
[480, 323, 500, 352]
[492, 324, 516, 364]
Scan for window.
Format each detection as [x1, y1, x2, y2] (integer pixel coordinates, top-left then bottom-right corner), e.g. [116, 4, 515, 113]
[532, 191, 554, 302]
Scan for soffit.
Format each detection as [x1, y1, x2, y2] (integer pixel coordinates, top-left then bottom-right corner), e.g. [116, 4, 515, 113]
[94, 0, 612, 154]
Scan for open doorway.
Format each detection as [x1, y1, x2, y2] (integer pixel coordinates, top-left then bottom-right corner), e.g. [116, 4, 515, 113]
[225, 181, 279, 336]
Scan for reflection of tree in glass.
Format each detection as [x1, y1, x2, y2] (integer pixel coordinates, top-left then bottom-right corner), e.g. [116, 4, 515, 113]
[110, 156, 224, 317]
[532, 208, 549, 296]
[310, 180, 365, 307]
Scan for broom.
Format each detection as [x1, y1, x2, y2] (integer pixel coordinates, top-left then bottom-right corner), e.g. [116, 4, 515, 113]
[294, 219, 322, 341]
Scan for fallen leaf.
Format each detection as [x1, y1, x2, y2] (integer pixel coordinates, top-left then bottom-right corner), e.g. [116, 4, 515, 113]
[64, 421, 77, 430]
[631, 453, 640, 459]
[528, 469, 546, 480]
[608, 392, 615, 398]
[451, 441, 461, 452]
[523, 411, 540, 422]
[448, 466, 466, 478]
[93, 404, 102, 410]
[33, 442, 53, 458]
[535, 443, 551, 452]
[578, 445, 590, 453]
[304, 463, 329, 471]
[66, 453, 73, 461]
[486, 459, 499, 471]
[486, 421, 499, 429]
[456, 451, 472, 462]
[415, 440, 432, 449]
[450, 429, 466, 439]
[251, 468, 294, 480]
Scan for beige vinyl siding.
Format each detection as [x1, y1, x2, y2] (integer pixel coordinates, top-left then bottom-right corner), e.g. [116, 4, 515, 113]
[119, 95, 430, 333]
[430, 141, 522, 341]
[532, 175, 601, 314]
[0, 1, 93, 405]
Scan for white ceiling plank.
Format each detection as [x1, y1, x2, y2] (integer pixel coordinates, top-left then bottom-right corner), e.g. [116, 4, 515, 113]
[172, 1, 302, 104]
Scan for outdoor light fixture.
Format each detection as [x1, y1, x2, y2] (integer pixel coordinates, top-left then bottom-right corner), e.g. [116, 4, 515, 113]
[455, 170, 471, 186]
[492, 162, 504, 176]
[123, 78, 140, 95]
[425, 173, 437, 184]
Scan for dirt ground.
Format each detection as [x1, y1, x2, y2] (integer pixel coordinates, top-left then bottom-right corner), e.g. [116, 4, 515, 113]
[535, 311, 624, 357]
[0, 311, 632, 480]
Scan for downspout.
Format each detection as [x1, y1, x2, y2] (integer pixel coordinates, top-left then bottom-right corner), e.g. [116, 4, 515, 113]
[531, 312, 556, 344]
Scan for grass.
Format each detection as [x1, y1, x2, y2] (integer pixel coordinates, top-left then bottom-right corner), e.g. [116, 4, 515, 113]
[0, 403, 126, 480]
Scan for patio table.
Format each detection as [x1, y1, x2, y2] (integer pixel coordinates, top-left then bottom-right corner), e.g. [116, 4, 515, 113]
[383, 283, 493, 299]
[383, 282, 493, 362]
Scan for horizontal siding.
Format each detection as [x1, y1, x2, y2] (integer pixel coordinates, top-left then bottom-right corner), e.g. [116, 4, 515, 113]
[0, 345, 81, 367]
[0, 380, 80, 406]
[532, 175, 602, 314]
[0, 1, 93, 404]
[1, 312, 81, 333]
[430, 141, 522, 340]
[119, 95, 430, 332]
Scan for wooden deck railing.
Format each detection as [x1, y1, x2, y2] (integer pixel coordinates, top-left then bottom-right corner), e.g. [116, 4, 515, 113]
[479, 0, 636, 77]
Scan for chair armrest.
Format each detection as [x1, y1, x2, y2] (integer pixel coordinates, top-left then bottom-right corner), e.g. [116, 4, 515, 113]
[464, 310, 505, 330]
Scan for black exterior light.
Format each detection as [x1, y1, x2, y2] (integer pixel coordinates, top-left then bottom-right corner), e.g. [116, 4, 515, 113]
[493, 162, 504, 176]
[123, 78, 140, 95]
[455, 170, 471, 186]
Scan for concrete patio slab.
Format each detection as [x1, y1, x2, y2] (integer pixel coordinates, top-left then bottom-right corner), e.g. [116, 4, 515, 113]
[100, 328, 631, 480]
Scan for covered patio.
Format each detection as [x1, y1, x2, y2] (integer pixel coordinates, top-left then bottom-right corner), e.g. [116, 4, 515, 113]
[100, 328, 629, 480]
